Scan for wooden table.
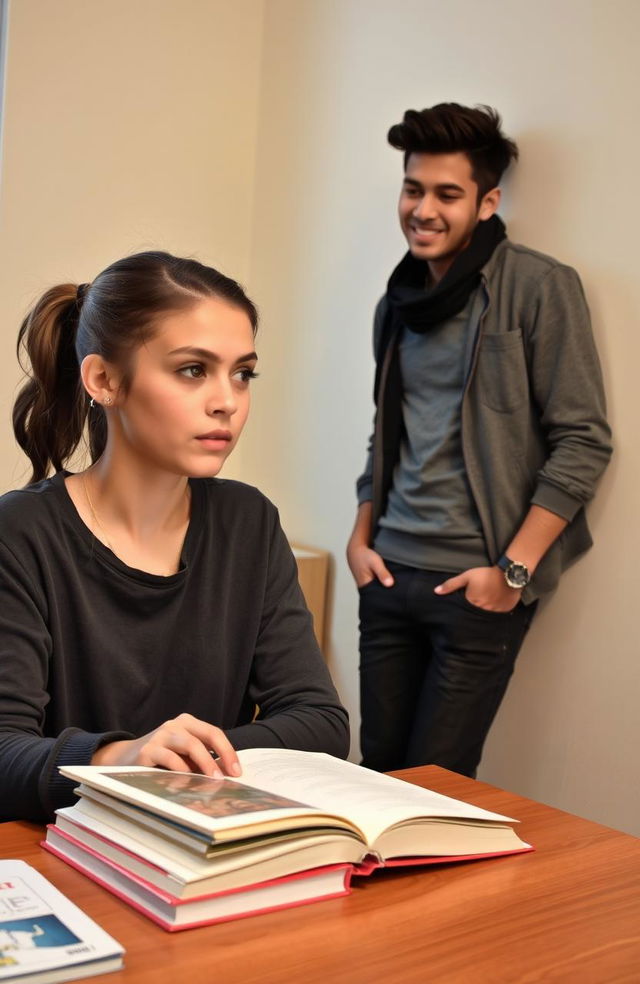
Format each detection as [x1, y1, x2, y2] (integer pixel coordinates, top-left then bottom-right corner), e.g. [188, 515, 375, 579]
[1, 766, 639, 984]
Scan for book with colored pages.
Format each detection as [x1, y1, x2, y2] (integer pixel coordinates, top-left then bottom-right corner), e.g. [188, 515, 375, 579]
[44, 748, 531, 929]
[48, 803, 360, 901]
[0, 860, 124, 981]
[42, 829, 351, 931]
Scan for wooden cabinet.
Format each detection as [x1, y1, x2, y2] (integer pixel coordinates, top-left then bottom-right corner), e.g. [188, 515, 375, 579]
[291, 545, 329, 655]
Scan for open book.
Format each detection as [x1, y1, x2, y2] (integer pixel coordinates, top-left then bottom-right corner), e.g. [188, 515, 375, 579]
[59, 748, 529, 857]
[45, 749, 531, 929]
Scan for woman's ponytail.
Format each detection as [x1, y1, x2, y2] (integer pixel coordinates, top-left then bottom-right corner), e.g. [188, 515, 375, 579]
[12, 284, 88, 484]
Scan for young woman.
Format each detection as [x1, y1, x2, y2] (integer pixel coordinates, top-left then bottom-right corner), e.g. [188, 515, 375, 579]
[0, 251, 349, 822]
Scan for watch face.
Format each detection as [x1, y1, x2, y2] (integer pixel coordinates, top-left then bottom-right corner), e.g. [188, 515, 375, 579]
[506, 562, 530, 589]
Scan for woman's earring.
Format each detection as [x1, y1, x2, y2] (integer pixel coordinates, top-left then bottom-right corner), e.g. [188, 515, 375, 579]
[103, 396, 113, 407]
[89, 398, 95, 409]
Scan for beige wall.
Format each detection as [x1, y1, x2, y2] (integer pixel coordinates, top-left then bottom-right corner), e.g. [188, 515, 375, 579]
[241, 0, 639, 834]
[0, 0, 264, 487]
[1, 0, 638, 834]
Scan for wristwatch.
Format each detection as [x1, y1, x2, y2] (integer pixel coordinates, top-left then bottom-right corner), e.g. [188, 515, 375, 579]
[497, 554, 531, 589]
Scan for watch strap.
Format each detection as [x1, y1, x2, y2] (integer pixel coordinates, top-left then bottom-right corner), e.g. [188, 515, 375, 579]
[497, 553, 531, 588]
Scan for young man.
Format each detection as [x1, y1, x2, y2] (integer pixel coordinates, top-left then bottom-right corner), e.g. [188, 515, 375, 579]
[347, 103, 612, 776]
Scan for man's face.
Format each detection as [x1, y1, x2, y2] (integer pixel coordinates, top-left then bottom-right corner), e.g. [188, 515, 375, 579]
[398, 151, 500, 282]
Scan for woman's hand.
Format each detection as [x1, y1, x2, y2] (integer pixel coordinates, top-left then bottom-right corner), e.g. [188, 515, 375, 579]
[91, 712, 241, 779]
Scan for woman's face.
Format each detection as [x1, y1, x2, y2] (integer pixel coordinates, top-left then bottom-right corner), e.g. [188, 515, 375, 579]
[110, 297, 257, 478]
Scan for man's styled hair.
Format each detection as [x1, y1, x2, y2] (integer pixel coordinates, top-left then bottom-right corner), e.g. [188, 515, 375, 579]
[388, 103, 519, 199]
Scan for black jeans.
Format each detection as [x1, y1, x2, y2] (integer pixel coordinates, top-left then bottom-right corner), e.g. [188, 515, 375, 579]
[359, 563, 537, 777]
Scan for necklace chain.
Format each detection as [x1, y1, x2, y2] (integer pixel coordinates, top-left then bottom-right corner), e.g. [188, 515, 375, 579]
[81, 472, 192, 568]
[82, 472, 113, 550]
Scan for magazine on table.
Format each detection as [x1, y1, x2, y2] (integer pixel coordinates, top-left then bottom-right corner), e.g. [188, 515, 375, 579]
[0, 860, 123, 981]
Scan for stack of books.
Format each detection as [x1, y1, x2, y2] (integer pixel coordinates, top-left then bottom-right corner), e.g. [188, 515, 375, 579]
[43, 749, 531, 931]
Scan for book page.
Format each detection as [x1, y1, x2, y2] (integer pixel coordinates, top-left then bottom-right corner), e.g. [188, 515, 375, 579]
[236, 749, 517, 846]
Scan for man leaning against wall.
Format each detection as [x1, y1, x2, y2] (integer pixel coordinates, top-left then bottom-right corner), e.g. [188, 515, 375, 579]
[347, 103, 612, 777]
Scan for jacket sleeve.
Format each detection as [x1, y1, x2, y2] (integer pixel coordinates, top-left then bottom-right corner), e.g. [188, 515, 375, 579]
[356, 436, 375, 504]
[355, 296, 389, 504]
[524, 264, 612, 519]
[225, 512, 349, 760]
[0, 541, 130, 822]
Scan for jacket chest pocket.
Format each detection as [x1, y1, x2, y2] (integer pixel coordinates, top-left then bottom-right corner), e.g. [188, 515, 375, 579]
[474, 329, 528, 413]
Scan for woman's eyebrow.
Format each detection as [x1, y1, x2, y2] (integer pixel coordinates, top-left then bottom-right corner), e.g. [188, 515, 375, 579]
[168, 346, 258, 364]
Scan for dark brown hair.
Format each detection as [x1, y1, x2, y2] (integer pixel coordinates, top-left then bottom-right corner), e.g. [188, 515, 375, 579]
[13, 251, 258, 484]
[388, 103, 519, 199]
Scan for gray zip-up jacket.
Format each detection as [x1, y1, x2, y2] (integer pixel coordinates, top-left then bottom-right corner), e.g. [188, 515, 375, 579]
[356, 239, 613, 602]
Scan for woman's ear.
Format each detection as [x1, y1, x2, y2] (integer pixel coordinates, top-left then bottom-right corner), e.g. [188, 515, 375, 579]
[80, 354, 121, 407]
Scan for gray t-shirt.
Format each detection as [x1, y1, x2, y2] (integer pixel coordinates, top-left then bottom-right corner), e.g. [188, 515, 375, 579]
[374, 293, 490, 573]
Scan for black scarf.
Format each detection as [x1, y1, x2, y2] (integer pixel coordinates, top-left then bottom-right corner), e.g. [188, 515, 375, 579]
[386, 214, 506, 332]
[371, 215, 506, 533]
